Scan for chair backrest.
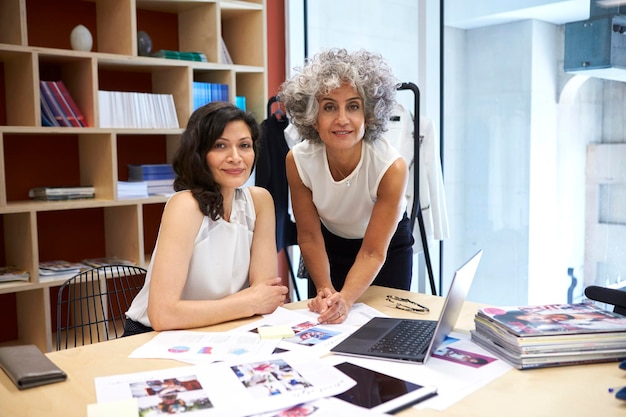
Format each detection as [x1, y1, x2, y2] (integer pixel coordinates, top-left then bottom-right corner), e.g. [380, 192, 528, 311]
[584, 285, 626, 316]
[56, 265, 147, 350]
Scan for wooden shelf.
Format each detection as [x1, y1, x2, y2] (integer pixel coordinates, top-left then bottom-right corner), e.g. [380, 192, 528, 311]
[0, 0, 267, 351]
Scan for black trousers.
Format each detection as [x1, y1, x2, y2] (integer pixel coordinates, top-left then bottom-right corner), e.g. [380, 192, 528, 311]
[122, 317, 154, 337]
[307, 212, 414, 298]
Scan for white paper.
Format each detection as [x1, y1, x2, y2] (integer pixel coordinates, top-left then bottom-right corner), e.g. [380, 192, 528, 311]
[232, 304, 387, 355]
[414, 332, 513, 410]
[129, 330, 280, 364]
[95, 352, 356, 417]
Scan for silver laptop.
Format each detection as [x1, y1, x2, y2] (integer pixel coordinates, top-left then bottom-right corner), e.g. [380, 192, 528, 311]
[331, 250, 482, 364]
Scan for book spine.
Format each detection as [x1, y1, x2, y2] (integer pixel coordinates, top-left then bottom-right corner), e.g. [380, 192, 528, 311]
[56, 81, 87, 127]
[40, 81, 71, 127]
[49, 81, 81, 127]
[40, 98, 59, 127]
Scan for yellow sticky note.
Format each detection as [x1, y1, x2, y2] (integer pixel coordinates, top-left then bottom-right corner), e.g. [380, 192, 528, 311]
[87, 399, 138, 417]
[257, 325, 295, 339]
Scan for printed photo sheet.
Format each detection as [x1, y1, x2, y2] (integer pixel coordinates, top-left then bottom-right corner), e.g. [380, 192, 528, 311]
[94, 351, 356, 417]
[232, 303, 387, 355]
[128, 331, 281, 364]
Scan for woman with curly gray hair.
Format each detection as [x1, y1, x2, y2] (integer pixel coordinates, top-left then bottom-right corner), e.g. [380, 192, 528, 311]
[280, 48, 413, 324]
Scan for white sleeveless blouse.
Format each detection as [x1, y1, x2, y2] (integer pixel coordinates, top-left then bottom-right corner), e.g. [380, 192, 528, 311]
[291, 137, 405, 239]
[126, 187, 255, 327]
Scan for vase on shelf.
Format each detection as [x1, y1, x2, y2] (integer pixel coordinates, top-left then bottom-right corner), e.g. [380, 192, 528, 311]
[70, 24, 93, 52]
[137, 31, 152, 57]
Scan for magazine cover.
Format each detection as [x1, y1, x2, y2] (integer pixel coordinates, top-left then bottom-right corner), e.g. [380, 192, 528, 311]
[477, 302, 626, 336]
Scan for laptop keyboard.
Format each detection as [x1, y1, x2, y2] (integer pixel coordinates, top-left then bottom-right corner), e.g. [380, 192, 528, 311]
[368, 320, 436, 356]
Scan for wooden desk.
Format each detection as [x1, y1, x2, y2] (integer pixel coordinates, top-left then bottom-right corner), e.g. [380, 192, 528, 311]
[1, 286, 625, 416]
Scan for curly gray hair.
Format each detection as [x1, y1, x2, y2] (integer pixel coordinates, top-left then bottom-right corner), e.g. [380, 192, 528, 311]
[279, 48, 399, 143]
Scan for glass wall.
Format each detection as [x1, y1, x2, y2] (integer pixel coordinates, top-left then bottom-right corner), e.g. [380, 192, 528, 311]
[443, 0, 626, 306]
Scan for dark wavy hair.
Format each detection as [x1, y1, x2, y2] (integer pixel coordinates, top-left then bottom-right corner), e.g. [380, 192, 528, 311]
[279, 48, 399, 143]
[172, 101, 260, 220]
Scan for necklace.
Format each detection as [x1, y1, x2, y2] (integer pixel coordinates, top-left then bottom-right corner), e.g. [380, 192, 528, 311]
[331, 164, 351, 187]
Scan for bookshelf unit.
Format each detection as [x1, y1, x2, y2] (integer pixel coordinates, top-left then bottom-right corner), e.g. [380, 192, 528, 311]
[0, 0, 267, 352]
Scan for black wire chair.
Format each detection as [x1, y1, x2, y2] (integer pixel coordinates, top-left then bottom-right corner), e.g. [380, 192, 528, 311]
[56, 265, 147, 350]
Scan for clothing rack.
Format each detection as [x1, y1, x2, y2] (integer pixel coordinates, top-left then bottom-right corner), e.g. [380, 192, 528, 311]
[267, 95, 282, 118]
[261, 96, 301, 301]
[397, 82, 437, 296]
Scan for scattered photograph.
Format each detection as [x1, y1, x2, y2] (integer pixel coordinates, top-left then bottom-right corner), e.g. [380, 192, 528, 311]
[231, 359, 313, 398]
[128, 375, 213, 415]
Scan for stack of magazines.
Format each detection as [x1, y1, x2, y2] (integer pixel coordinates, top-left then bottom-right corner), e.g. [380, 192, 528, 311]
[29, 186, 95, 201]
[0, 266, 29, 283]
[470, 302, 626, 369]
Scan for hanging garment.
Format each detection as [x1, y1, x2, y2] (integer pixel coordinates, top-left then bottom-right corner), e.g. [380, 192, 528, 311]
[256, 113, 298, 251]
[386, 103, 449, 252]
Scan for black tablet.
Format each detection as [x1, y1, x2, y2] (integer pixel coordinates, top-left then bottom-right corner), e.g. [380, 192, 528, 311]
[333, 361, 437, 414]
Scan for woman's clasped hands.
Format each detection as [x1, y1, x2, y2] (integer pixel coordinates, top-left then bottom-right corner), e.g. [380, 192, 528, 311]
[308, 287, 351, 324]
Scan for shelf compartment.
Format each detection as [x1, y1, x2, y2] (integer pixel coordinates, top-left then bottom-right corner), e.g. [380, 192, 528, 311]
[37, 208, 107, 269]
[192, 68, 234, 109]
[97, 64, 191, 128]
[104, 204, 144, 266]
[116, 134, 172, 182]
[36, 205, 143, 274]
[221, 5, 264, 67]
[137, 1, 219, 63]
[26, 0, 98, 51]
[0, 0, 26, 46]
[38, 53, 96, 128]
[95, 0, 135, 56]
[236, 71, 266, 120]
[0, 49, 37, 127]
[3, 212, 37, 281]
[3, 133, 113, 202]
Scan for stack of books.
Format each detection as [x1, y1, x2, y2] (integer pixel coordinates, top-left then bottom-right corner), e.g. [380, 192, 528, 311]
[117, 181, 148, 199]
[98, 90, 179, 129]
[151, 50, 208, 62]
[192, 81, 229, 111]
[28, 186, 95, 201]
[128, 164, 175, 196]
[39, 80, 88, 127]
[470, 302, 626, 369]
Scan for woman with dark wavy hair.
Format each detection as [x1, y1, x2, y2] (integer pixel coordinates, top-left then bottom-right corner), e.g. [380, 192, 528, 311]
[280, 48, 413, 324]
[124, 102, 288, 335]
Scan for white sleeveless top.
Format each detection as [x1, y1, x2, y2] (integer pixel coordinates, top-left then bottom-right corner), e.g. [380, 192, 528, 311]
[292, 137, 406, 239]
[126, 188, 255, 327]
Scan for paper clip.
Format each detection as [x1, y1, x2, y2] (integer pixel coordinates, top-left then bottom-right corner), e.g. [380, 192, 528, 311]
[385, 295, 429, 313]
